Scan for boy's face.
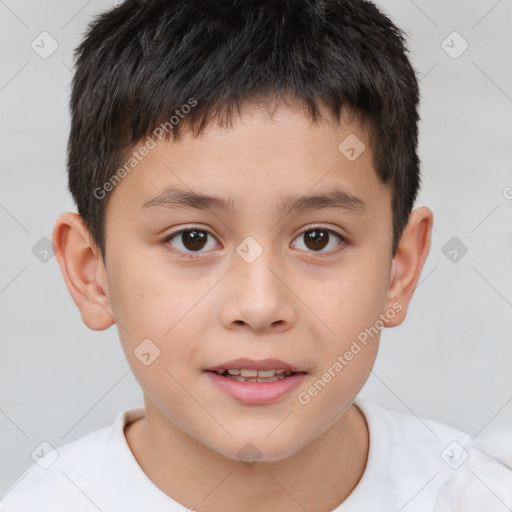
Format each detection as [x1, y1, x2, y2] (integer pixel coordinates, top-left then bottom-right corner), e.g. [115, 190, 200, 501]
[58, 101, 430, 463]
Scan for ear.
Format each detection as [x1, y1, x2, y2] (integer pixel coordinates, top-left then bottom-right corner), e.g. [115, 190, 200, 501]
[383, 207, 433, 327]
[52, 212, 115, 331]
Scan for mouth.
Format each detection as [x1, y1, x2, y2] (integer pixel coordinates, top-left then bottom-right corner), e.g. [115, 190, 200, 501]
[204, 357, 308, 383]
[203, 357, 308, 404]
[205, 368, 304, 383]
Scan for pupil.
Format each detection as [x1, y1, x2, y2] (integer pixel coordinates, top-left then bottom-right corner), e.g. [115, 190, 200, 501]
[305, 229, 328, 251]
[182, 230, 207, 251]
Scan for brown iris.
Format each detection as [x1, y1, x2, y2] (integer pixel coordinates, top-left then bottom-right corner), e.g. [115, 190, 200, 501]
[302, 229, 330, 251]
[180, 230, 208, 251]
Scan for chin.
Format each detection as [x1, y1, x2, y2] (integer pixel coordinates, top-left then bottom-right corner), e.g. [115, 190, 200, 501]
[210, 435, 305, 465]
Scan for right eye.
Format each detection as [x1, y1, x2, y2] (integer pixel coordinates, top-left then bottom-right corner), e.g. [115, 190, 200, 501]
[162, 227, 220, 258]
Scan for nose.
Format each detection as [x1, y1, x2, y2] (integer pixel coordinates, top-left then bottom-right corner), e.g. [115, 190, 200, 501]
[217, 250, 297, 333]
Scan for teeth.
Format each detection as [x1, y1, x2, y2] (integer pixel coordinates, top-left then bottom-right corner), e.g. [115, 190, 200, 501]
[240, 369, 258, 377]
[214, 369, 295, 382]
[255, 369, 278, 378]
[222, 369, 291, 378]
[226, 373, 292, 383]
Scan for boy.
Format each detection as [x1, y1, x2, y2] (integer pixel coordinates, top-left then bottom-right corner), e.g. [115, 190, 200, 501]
[1, 0, 510, 510]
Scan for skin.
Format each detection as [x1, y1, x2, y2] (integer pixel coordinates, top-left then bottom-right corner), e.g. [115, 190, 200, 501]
[53, 100, 433, 512]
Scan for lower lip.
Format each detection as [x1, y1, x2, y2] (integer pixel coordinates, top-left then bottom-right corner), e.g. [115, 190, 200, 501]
[204, 371, 307, 405]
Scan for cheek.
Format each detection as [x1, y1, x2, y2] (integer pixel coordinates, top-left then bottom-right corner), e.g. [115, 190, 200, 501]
[108, 269, 162, 333]
[107, 255, 206, 372]
[302, 251, 388, 386]
[310, 260, 389, 341]
[107, 240, 180, 326]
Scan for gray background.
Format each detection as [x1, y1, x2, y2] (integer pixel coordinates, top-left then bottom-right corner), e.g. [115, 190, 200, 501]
[1, 0, 511, 496]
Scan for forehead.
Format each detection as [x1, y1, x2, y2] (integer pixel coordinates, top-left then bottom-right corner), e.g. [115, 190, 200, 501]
[105, 102, 390, 223]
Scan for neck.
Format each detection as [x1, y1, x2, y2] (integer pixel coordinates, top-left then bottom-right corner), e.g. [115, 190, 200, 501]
[124, 398, 369, 512]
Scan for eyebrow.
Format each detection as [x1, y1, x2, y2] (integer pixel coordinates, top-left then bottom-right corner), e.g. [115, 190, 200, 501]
[141, 186, 368, 215]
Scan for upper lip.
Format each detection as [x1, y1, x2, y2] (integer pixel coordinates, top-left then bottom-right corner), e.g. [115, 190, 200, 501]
[205, 358, 306, 373]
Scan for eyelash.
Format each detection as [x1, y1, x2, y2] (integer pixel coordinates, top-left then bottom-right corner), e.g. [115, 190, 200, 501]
[162, 225, 349, 259]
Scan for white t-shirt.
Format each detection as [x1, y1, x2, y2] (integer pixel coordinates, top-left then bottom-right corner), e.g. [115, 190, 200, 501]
[1, 400, 510, 511]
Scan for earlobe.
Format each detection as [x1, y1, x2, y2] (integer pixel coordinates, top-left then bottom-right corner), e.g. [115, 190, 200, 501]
[52, 212, 115, 331]
[383, 207, 434, 327]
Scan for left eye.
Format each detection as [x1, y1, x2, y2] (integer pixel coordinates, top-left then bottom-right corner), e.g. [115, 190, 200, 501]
[291, 227, 345, 253]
